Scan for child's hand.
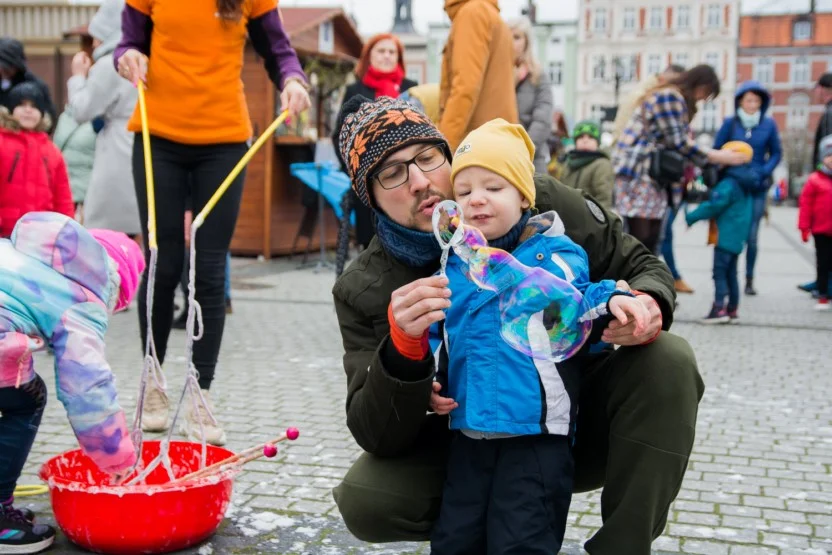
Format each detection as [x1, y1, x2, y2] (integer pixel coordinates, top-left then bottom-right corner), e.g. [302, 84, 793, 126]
[609, 295, 650, 336]
[801, 229, 811, 243]
[430, 382, 458, 415]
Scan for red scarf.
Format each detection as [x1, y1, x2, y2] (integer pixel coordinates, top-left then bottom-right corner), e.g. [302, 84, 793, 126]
[363, 65, 405, 99]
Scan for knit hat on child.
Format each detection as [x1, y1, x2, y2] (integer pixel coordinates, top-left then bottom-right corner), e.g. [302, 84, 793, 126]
[572, 120, 601, 142]
[88, 229, 146, 312]
[450, 118, 536, 207]
[820, 135, 832, 162]
[6, 82, 48, 116]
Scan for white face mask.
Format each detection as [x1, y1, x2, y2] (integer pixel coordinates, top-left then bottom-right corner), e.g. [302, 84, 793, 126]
[0, 78, 11, 91]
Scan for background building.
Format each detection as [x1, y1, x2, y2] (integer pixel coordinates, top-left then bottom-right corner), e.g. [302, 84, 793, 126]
[576, 0, 741, 135]
[737, 10, 832, 176]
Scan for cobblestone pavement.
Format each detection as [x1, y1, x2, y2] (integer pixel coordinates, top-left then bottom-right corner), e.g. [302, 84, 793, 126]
[15, 205, 832, 554]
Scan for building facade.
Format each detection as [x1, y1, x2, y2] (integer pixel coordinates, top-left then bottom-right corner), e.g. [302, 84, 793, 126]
[737, 12, 832, 175]
[576, 0, 740, 134]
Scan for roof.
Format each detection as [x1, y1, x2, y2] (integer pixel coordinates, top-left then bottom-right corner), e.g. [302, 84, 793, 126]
[740, 12, 832, 47]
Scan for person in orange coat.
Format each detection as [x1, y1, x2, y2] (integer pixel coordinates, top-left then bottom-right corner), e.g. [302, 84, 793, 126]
[439, 0, 519, 151]
[0, 83, 73, 238]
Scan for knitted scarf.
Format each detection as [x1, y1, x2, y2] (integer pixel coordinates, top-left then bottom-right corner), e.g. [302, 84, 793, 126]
[489, 211, 533, 252]
[375, 210, 442, 267]
[363, 66, 405, 99]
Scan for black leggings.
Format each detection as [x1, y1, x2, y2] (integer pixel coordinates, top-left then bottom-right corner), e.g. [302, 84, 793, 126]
[625, 217, 664, 254]
[133, 135, 247, 390]
[816, 233, 832, 298]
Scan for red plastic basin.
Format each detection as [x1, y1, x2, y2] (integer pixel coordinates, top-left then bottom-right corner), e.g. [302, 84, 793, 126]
[39, 441, 237, 554]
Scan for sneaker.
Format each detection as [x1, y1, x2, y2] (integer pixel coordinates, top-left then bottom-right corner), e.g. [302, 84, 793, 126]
[701, 305, 730, 325]
[745, 279, 757, 296]
[727, 308, 740, 324]
[798, 281, 817, 293]
[141, 380, 170, 432]
[180, 389, 227, 446]
[0, 502, 55, 554]
[815, 298, 831, 311]
[674, 279, 695, 294]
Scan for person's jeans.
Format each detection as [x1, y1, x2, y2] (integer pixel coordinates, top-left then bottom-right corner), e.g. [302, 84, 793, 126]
[713, 248, 740, 309]
[661, 205, 682, 280]
[180, 251, 232, 305]
[0, 376, 47, 500]
[745, 194, 767, 280]
[133, 135, 246, 390]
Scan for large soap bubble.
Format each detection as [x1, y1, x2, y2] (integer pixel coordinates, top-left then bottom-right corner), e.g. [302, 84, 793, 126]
[433, 200, 591, 362]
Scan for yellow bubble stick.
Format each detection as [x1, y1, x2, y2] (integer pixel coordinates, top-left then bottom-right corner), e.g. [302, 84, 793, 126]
[136, 83, 157, 250]
[192, 110, 290, 229]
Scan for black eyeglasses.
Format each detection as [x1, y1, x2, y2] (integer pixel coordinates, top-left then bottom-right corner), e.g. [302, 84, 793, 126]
[373, 145, 447, 190]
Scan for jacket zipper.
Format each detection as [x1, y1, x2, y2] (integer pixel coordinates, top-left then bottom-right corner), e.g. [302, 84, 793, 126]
[6, 152, 20, 182]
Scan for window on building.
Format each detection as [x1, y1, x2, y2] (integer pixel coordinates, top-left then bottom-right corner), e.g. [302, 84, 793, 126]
[793, 20, 812, 41]
[705, 52, 720, 73]
[792, 56, 810, 85]
[590, 104, 607, 123]
[755, 57, 773, 84]
[594, 8, 607, 31]
[592, 55, 606, 82]
[616, 55, 637, 82]
[549, 61, 563, 85]
[707, 4, 722, 28]
[675, 52, 689, 69]
[676, 5, 691, 29]
[650, 6, 664, 29]
[647, 53, 662, 76]
[701, 101, 719, 132]
[623, 7, 636, 31]
[787, 94, 810, 130]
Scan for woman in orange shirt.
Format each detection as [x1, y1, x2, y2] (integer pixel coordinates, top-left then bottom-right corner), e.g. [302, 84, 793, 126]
[116, 0, 310, 446]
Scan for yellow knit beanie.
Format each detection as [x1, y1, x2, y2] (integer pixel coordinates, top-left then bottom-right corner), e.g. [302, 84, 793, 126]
[450, 118, 536, 207]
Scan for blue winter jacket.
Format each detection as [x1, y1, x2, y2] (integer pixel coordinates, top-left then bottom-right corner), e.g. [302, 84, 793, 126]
[436, 211, 624, 437]
[686, 166, 757, 255]
[713, 80, 782, 197]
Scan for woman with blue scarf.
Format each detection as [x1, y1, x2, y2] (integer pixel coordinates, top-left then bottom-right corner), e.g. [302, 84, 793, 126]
[713, 81, 782, 296]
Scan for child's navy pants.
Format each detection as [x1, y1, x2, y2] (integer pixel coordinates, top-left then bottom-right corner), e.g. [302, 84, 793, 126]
[0, 375, 47, 500]
[430, 432, 573, 555]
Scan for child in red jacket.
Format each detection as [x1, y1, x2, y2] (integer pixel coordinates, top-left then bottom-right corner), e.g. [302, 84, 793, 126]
[798, 135, 832, 310]
[0, 82, 74, 237]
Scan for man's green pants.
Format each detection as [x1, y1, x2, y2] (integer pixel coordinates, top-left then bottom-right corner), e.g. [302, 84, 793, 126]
[333, 333, 704, 555]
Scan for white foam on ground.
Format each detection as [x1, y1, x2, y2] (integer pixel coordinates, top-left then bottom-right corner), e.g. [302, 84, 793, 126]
[197, 545, 213, 555]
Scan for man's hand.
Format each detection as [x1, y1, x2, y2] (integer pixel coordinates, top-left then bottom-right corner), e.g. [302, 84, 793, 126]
[602, 281, 663, 346]
[280, 79, 311, 117]
[430, 382, 457, 415]
[390, 276, 451, 337]
[71, 52, 92, 77]
[117, 49, 148, 85]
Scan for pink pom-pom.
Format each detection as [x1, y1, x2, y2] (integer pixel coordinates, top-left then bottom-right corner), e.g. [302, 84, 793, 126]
[286, 427, 300, 441]
[263, 444, 278, 458]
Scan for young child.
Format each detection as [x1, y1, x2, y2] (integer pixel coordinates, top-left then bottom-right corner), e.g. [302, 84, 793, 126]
[798, 135, 832, 311]
[0, 83, 74, 238]
[0, 212, 143, 554]
[685, 141, 755, 324]
[429, 119, 649, 554]
[559, 120, 615, 210]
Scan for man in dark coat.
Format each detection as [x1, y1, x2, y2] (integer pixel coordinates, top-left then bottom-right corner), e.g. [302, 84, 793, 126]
[813, 72, 832, 169]
[331, 94, 704, 555]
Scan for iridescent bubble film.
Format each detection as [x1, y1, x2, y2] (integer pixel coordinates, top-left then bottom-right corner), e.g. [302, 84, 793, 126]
[433, 200, 591, 362]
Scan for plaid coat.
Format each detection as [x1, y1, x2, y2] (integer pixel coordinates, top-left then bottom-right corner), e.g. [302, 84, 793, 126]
[612, 87, 709, 219]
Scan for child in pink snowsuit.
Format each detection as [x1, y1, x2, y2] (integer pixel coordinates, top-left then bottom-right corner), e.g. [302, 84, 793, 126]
[0, 211, 144, 553]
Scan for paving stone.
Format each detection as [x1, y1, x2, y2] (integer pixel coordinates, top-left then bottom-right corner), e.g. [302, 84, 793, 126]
[19, 207, 832, 554]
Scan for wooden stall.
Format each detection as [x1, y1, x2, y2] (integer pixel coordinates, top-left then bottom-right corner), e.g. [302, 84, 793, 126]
[232, 8, 363, 258]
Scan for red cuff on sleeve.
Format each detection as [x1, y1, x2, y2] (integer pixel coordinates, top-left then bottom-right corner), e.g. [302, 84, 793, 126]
[388, 303, 430, 361]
